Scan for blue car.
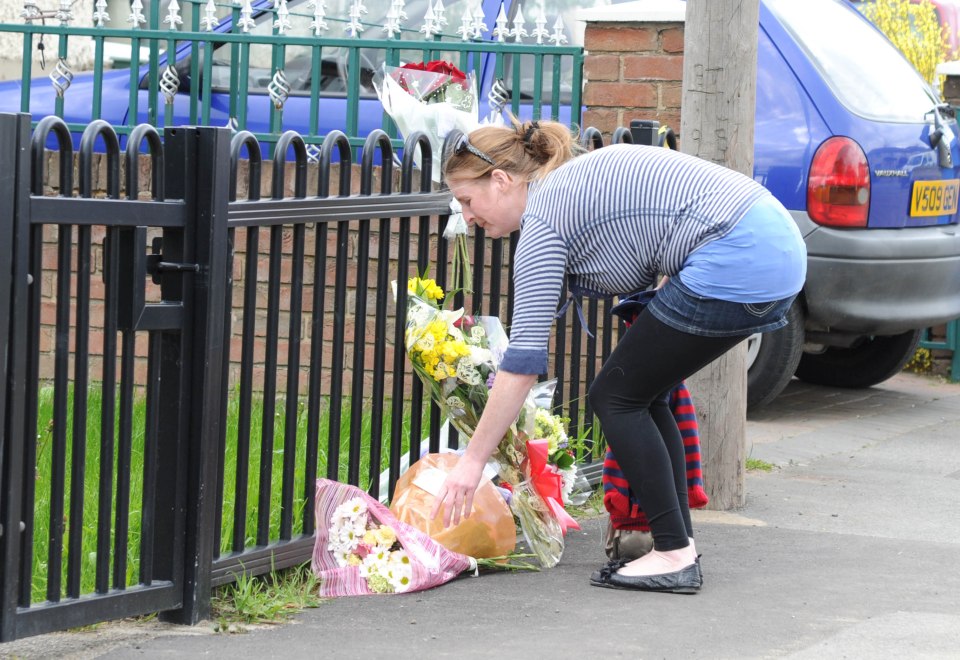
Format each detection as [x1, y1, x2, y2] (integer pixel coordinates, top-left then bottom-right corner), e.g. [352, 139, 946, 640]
[3, 0, 960, 407]
[747, 0, 960, 406]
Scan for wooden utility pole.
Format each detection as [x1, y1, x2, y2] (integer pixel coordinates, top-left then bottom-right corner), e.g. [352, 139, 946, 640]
[681, 0, 760, 509]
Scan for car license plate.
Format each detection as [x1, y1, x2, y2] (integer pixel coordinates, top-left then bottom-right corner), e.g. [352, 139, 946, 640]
[910, 179, 960, 217]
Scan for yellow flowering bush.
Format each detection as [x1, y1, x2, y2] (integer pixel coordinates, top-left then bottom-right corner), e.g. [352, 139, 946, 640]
[904, 346, 934, 373]
[860, 0, 949, 86]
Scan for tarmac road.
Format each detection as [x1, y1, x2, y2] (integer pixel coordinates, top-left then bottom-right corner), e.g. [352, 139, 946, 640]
[2, 372, 959, 659]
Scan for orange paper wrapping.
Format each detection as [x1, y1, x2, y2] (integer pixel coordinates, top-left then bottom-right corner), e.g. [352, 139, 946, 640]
[389, 454, 516, 559]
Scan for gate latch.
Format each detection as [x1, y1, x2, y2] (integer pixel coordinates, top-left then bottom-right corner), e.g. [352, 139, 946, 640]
[146, 237, 200, 285]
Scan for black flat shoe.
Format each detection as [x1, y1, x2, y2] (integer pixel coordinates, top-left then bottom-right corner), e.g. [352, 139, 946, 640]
[589, 558, 628, 588]
[603, 562, 701, 594]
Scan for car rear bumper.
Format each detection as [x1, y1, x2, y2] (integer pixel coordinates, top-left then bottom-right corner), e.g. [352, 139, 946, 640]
[792, 212, 960, 334]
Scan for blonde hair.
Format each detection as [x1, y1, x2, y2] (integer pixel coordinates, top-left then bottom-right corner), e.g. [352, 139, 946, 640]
[443, 117, 583, 183]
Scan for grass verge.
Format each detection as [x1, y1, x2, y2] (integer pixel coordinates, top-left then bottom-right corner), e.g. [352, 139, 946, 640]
[211, 564, 322, 632]
[746, 457, 775, 472]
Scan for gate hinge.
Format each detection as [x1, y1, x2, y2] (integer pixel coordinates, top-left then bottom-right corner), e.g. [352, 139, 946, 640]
[146, 237, 200, 285]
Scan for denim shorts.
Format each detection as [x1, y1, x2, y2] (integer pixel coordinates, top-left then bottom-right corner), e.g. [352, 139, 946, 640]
[646, 276, 796, 338]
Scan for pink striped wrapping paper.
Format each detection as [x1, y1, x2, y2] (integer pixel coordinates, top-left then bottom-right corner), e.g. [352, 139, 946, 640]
[312, 478, 476, 597]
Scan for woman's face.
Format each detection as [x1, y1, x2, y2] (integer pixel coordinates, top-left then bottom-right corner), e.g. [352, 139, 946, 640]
[447, 170, 527, 239]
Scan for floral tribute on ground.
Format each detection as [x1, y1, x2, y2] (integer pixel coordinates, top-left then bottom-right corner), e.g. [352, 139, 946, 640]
[311, 276, 588, 596]
[398, 276, 584, 568]
[312, 479, 475, 597]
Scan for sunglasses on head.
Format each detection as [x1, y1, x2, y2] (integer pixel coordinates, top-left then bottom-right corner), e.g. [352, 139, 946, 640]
[454, 134, 495, 166]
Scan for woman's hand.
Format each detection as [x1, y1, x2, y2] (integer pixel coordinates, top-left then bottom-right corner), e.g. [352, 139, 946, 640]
[430, 454, 486, 528]
[428, 370, 538, 527]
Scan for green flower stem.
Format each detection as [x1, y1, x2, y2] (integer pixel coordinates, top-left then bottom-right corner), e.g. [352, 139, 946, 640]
[511, 482, 565, 568]
[473, 553, 540, 572]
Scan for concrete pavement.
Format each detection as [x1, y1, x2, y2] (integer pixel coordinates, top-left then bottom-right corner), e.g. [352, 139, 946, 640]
[3, 372, 959, 659]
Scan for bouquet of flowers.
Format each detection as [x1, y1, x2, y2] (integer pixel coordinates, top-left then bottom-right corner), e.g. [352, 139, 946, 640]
[532, 406, 592, 508]
[389, 452, 517, 559]
[375, 60, 479, 182]
[312, 478, 476, 596]
[399, 276, 578, 567]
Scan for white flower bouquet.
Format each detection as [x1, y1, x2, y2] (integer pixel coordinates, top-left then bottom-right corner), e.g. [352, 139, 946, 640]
[312, 479, 475, 596]
[374, 60, 479, 182]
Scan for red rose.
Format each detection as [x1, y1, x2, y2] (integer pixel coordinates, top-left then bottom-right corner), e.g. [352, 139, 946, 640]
[424, 60, 467, 82]
[453, 314, 475, 329]
[393, 60, 470, 97]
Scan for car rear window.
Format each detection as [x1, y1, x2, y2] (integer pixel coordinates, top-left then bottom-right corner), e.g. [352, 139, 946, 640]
[766, 0, 940, 123]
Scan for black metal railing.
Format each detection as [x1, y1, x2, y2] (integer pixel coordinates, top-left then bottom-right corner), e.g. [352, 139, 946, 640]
[0, 112, 220, 640]
[0, 113, 634, 640]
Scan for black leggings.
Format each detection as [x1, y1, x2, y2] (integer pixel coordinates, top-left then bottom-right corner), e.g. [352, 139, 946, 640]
[588, 309, 747, 552]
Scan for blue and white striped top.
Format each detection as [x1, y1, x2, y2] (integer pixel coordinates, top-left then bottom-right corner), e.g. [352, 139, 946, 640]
[501, 144, 771, 375]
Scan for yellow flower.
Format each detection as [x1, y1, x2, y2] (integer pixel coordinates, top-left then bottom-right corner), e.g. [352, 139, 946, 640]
[428, 319, 448, 339]
[441, 340, 468, 363]
[377, 526, 397, 545]
[433, 362, 450, 381]
[408, 276, 445, 302]
[347, 554, 362, 566]
[363, 530, 378, 546]
[419, 347, 440, 369]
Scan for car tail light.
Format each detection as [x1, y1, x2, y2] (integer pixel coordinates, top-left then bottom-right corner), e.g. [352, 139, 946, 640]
[807, 136, 870, 227]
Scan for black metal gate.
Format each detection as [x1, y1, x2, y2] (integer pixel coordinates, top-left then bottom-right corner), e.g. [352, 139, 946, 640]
[0, 113, 230, 640]
[0, 114, 624, 641]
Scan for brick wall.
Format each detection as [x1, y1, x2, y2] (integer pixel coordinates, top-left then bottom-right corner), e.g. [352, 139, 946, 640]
[33, 154, 455, 395]
[32, 153, 609, 410]
[581, 8, 685, 143]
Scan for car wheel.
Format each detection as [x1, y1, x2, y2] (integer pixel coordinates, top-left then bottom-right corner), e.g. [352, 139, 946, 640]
[794, 329, 922, 389]
[746, 300, 805, 410]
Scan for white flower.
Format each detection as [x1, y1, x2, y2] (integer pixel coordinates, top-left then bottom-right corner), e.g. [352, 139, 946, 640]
[388, 568, 413, 593]
[561, 465, 577, 504]
[333, 497, 368, 523]
[389, 549, 412, 569]
[332, 549, 354, 567]
[328, 497, 371, 561]
[386, 551, 414, 592]
[360, 545, 392, 578]
[467, 345, 493, 366]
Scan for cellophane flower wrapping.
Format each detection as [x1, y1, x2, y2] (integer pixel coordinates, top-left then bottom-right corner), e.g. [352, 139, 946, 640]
[401, 277, 568, 567]
[390, 453, 517, 559]
[312, 478, 475, 597]
[375, 61, 479, 183]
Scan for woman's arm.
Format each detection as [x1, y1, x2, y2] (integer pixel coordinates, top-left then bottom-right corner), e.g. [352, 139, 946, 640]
[430, 370, 539, 527]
